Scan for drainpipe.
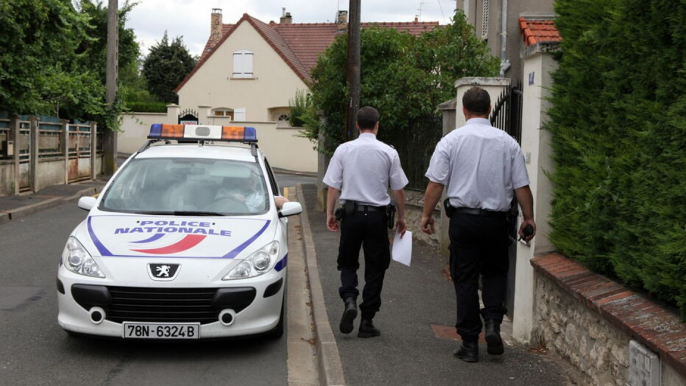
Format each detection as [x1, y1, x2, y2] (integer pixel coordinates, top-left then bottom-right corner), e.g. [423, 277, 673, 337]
[499, 0, 510, 76]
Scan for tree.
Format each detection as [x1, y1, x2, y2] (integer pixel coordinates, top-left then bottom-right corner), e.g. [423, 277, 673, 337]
[0, 0, 104, 118]
[302, 11, 499, 154]
[141, 33, 197, 103]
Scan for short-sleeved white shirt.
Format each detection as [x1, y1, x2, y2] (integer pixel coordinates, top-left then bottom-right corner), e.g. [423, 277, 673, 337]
[425, 118, 530, 212]
[323, 133, 408, 206]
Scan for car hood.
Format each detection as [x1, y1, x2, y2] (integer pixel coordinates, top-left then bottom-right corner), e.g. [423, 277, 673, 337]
[74, 213, 276, 259]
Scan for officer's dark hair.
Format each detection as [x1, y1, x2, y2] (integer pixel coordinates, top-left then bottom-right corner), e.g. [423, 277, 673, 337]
[462, 87, 490, 116]
[357, 106, 379, 130]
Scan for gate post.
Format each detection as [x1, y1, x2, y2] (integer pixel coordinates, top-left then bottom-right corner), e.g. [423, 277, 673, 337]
[510, 48, 559, 345]
[29, 116, 39, 192]
[90, 122, 97, 180]
[62, 119, 69, 184]
[9, 116, 19, 195]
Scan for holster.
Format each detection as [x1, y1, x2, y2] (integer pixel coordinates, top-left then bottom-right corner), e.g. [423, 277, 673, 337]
[334, 207, 345, 221]
[443, 198, 456, 218]
[343, 200, 357, 215]
[386, 203, 396, 229]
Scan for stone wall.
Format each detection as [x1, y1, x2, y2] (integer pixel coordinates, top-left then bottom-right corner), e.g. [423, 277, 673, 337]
[531, 254, 686, 386]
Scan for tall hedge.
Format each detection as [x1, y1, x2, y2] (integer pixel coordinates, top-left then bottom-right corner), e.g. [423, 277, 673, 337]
[548, 0, 686, 318]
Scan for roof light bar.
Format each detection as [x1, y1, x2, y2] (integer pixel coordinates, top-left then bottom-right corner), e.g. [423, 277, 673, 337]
[148, 124, 257, 143]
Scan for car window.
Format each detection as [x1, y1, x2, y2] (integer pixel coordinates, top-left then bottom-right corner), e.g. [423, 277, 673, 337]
[100, 157, 268, 215]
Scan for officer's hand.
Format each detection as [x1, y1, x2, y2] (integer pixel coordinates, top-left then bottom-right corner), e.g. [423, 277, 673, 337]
[327, 214, 339, 232]
[518, 220, 536, 242]
[420, 216, 434, 235]
[395, 218, 407, 238]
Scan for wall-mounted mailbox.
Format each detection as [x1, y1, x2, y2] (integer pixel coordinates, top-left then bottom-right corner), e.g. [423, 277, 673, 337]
[1, 140, 14, 157]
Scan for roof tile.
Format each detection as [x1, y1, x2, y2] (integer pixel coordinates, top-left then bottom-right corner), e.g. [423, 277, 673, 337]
[519, 18, 561, 47]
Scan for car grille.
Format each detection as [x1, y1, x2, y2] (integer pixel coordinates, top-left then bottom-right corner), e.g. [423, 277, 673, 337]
[106, 287, 220, 324]
[70, 284, 258, 325]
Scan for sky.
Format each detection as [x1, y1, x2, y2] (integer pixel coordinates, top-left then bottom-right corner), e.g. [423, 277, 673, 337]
[123, 0, 457, 57]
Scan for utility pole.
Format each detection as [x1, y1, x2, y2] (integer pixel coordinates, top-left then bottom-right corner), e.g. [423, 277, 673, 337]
[345, 0, 361, 141]
[104, 0, 119, 174]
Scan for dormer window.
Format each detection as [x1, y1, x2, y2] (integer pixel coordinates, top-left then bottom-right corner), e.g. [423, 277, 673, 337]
[233, 50, 254, 78]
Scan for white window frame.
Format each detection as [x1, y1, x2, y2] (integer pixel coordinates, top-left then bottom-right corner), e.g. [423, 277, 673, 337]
[233, 50, 254, 78]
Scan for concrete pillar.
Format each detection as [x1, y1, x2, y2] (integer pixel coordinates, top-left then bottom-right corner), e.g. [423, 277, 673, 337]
[62, 120, 69, 184]
[198, 105, 212, 124]
[29, 116, 39, 192]
[511, 50, 558, 344]
[9, 116, 19, 195]
[166, 104, 181, 124]
[90, 122, 98, 180]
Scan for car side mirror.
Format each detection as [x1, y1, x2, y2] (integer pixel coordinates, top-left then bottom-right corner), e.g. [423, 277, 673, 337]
[278, 201, 302, 218]
[78, 196, 97, 211]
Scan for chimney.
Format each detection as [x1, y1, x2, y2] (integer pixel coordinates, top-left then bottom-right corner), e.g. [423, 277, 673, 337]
[209, 9, 223, 51]
[280, 8, 293, 24]
[336, 10, 348, 33]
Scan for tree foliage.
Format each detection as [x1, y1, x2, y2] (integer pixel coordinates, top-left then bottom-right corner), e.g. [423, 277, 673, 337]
[548, 0, 686, 318]
[141, 33, 196, 103]
[302, 11, 499, 155]
[0, 0, 141, 128]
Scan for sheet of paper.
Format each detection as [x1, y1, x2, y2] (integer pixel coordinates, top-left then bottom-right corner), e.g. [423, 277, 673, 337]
[391, 230, 412, 266]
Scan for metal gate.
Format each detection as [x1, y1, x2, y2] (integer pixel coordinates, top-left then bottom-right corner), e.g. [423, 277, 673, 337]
[489, 82, 523, 320]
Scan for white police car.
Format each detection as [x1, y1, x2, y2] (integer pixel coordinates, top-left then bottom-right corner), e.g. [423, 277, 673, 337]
[57, 124, 302, 339]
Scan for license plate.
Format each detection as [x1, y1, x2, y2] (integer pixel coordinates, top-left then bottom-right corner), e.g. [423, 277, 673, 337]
[123, 323, 200, 339]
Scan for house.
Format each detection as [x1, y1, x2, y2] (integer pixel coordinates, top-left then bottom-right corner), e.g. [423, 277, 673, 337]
[456, 0, 555, 81]
[173, 8, 440, 124]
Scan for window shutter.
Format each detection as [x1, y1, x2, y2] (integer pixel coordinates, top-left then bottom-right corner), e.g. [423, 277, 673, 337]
[233, 51, 253, 78]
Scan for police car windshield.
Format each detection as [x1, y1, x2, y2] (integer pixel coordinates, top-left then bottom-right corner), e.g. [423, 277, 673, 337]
[100, 158, 269, 216]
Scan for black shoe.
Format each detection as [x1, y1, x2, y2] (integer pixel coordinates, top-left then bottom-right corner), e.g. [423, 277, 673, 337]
[452, 340, 479, 362]
[485, 319, 504, 355]
[339, 297, 357, 334]
[357, 318, 380, 338]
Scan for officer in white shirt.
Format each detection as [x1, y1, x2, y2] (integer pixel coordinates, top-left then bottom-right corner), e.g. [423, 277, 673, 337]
[420, 87, 536, 362]
[323, 106, 408, 338]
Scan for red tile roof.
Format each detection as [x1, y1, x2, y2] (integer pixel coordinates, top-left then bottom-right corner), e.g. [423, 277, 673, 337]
[175, 13, 440, 92]
[519, 18, 561, 46]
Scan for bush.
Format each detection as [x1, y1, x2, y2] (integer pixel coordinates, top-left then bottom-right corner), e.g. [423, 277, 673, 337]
[548, 0, 686, 319]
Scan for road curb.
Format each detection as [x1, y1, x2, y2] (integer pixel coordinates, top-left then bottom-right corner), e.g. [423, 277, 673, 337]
[0, 187, 99, 225]
[296, 184, 347, 386]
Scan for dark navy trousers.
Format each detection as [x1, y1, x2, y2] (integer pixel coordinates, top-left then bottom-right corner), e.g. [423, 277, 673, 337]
[448, 213, 510, 342]
[337, 209, 390, 320]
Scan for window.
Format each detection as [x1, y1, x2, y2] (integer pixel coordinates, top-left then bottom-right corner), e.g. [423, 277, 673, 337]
[212, 109, 234, 120]
[233, 50, 254, 78]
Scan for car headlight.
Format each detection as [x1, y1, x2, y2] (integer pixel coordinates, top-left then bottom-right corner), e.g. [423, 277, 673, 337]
[224, 241, 280, 280]
[61, 237, 105, 278]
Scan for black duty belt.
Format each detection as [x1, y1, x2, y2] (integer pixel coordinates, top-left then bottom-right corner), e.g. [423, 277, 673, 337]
[454, 207, 507, 219]
[356, 204, 385, 212]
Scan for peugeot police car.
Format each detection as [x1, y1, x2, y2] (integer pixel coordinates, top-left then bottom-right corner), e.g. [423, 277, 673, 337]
[57, 124, 302, 339]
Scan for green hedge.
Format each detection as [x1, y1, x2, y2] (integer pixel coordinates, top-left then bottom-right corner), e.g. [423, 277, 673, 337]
[548, 0, 686, 319]
[125, 101, 167, 113]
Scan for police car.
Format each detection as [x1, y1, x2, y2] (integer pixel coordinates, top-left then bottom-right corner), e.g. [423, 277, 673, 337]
[57, 124, 302, 339]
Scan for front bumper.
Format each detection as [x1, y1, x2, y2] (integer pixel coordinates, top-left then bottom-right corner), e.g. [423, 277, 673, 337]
[57, 266, 286, 339]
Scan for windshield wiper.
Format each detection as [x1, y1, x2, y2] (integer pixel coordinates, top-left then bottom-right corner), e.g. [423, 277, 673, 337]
[172, 211, 225, 216]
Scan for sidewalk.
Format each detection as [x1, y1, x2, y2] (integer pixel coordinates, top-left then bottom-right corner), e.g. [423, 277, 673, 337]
[298, 183, 573, 386]
[0, 178, 110, 225]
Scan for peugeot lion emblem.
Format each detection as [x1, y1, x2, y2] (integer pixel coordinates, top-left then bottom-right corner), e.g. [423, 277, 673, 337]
[148, 263, 180, 281]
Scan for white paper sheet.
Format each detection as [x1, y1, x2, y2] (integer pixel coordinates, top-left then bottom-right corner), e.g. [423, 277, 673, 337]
[391, 230, 412, 266]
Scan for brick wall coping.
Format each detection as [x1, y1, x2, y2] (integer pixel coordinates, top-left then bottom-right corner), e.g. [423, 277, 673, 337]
[531, 253, 686, 379]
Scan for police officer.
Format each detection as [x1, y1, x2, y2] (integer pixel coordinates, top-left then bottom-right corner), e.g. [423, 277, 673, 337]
[420, 87, 536, 362]
[323, 106, 408, 338]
